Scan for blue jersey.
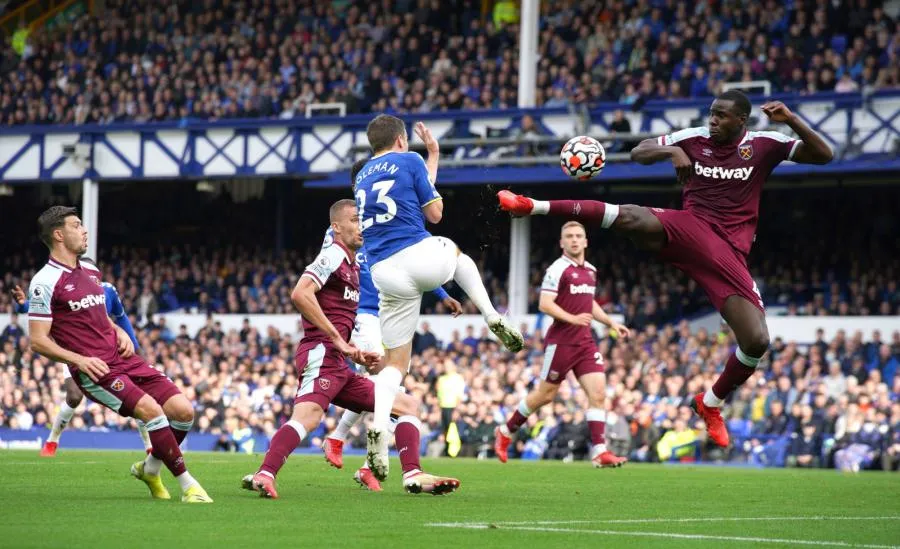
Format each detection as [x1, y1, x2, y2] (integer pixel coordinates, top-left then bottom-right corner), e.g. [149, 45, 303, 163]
[16, 281, 139, 349]
[324, 228, 448, 316]
[353, 151, 442, 266]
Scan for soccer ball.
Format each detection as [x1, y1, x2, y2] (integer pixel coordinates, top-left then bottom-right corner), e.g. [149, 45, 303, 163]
[560, 136, 606, 180]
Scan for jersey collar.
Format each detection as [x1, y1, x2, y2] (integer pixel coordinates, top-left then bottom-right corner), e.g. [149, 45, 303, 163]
[47, 256, 76, 272]
[561, 253, 584, 267]
[333, 239, 355, 265]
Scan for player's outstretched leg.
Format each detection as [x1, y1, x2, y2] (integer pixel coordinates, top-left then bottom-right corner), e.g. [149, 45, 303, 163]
[452, 252, 523, 352]
[692, 296, 770, 448]
[396, 416, 459, 496]
[41, 378, 83, 457]
[497, 191, 666, 250]
[131, 395, 211, 503]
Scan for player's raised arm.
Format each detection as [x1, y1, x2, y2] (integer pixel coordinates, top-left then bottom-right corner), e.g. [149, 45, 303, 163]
[414, 121, 440, 184]
[761, 101, 833, 165]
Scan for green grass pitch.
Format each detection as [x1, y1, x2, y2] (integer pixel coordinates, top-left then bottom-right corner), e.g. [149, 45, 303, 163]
[1, 450, 898, 549]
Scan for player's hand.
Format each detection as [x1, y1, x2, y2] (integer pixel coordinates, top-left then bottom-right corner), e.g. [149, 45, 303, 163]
[332, 336, 368, 364]
[761, 101, 795, 124]
[75, 356, 109, 382]
[670, 147, 692, 184]
[116, 327, 135, 358]
[442, 296, 463, 317]
[570, 313, 594, 327]
[610, 323, 631, 339]
[10, 285, 26, 306]
[357, 351, 382, 369]
[414, 121, 439, 156]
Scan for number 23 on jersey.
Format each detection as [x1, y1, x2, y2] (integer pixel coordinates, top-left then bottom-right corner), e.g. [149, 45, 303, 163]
[356, 180, 396, 230]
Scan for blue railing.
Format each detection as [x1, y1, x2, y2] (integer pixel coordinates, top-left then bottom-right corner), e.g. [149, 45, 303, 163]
[0, 91, 897, 185]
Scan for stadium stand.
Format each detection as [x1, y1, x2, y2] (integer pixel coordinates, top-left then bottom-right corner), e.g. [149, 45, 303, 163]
[0, 0, 897, 125]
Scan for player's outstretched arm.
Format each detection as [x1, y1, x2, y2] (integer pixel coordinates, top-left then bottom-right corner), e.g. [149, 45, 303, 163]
[761, 101, 833, 165]
[630, 139, 692, 183]
[28, 320, 109, 381]
[538, 292, 592, 327]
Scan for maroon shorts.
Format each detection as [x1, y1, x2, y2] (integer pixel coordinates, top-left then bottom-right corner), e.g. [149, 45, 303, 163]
[650, 208, 764, 312]
[294, 340, 374, 413]
[69, 355, 180, 418]
[541, 340, 604, 384]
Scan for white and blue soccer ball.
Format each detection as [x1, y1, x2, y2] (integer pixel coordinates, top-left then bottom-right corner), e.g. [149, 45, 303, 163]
[560, 135, 606, 181]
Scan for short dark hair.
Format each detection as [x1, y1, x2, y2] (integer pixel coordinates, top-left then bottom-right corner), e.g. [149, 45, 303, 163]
[717, 89, 751, 119]
[366, 114, 406, 152]
[350, 158, 368, 189]
[37, 206, 78, 250]
[329, 198, 357, 222]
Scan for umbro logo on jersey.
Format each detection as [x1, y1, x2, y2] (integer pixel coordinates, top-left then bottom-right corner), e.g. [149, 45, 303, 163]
[68, 293, 106, 311]
[64, 284, 75, 292]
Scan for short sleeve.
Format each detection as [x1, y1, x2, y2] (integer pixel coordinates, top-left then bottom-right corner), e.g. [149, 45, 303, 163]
[541, 266, 564, 294]
[302, 245, 346, 289]
[27, 280, 54, 320]
[410, 153, 441, 207]
[657, 127, 708, 148]
[753, 131, 800, 162]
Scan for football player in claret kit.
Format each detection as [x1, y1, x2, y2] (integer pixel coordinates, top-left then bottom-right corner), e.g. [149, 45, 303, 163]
[13, 259, 153, 458]
[27, 206, 211, 502]
[494, 221, 630, 467]
[498, 91, 833, 447]
[242, 200, 459, 499]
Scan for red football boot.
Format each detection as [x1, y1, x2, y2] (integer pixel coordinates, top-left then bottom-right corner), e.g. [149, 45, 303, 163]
[322, 437, 344, 469]
[494, 426, 511, 463]
[353, 467, 383, 492]
[497, 191, 535, 216]
[691, 393, 730, 447]
[592, 451, 627, 468]
[40, 441, 58, 457]
[242, 472, 279, 499]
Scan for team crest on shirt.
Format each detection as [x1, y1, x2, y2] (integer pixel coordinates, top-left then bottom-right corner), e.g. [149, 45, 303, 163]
[110, 378, 125, 392]
[318, 378, 331, 391]
[738, 143, 753, 160]
[572, 273, 578, 279]
[89, 275, 102, 287]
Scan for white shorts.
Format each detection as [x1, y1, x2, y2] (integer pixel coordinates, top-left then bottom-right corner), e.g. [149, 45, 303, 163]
[351, 312, 384, 369]
[62, 366, 72, 380]
[370, 236, 459, 348]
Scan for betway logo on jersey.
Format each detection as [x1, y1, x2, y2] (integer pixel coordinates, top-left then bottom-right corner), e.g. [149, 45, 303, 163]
[569, 284, 596, 295]
[694, 162, 754, 180]
[343, 287, 361, 302]
[68, 293, 106, 311]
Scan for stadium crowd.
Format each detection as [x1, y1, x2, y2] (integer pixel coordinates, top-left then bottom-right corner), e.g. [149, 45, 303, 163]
[2, 307, 898, 470]
[1, 0, 898, 125]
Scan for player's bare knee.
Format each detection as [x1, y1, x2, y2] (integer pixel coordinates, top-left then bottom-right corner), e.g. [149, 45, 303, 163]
[65, 393, 83, 409]
[743, 331, 770, 358]
[165, 397, 195, 423]
[133, 396, 164, 422]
